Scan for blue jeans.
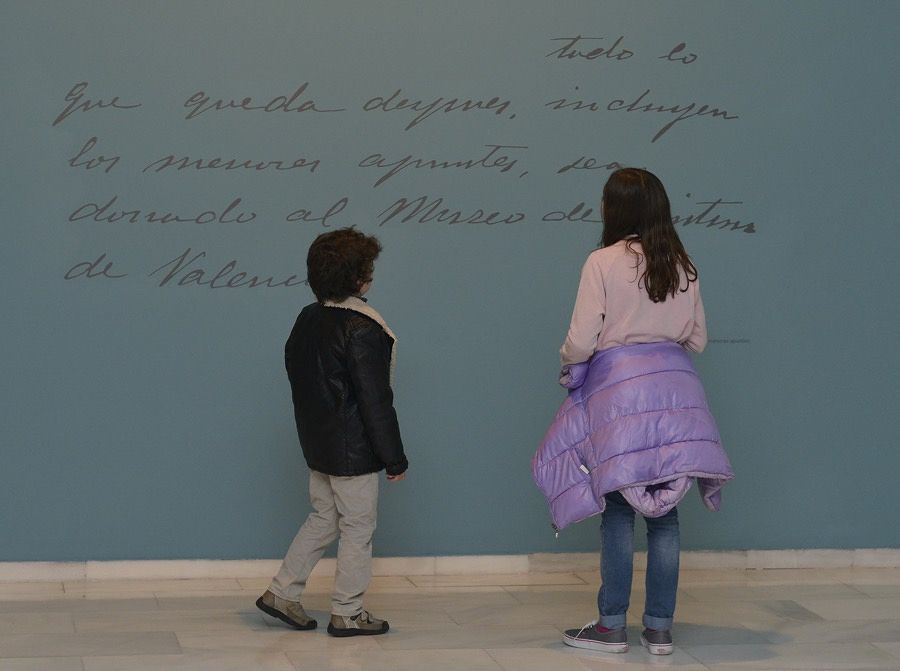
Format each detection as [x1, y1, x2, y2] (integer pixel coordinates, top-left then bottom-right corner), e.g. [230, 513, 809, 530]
[597, 491, 679, 631]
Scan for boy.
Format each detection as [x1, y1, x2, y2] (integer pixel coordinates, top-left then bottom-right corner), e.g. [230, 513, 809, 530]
[257, 228, 408, 636]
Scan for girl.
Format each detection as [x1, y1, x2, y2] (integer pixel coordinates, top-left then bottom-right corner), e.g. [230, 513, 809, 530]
[533, 168, 733, 655]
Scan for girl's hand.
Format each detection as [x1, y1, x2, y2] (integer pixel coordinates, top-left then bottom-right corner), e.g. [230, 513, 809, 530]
[386, 472, 406, 482]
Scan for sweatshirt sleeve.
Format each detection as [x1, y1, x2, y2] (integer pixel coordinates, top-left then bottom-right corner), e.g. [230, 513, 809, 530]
[346, 321, 408, 476]
[560, 254, 606, 366]
[682, 281, 708, 353]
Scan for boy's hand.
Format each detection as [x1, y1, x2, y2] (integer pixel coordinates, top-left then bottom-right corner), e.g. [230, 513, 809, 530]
[386, 472, 406, 482]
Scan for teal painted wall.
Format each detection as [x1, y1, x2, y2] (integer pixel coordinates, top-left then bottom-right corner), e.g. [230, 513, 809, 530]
[2, 1, 898, 561]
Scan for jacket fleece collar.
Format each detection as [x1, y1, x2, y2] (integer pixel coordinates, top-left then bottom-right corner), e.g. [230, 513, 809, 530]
[323, 296, 397, 381]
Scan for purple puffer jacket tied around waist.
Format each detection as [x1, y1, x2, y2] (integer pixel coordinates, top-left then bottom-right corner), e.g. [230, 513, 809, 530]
[532, 342, 734, 531]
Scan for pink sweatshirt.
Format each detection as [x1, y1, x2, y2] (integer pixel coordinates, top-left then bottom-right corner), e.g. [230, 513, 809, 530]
[560, 239, 707, 366]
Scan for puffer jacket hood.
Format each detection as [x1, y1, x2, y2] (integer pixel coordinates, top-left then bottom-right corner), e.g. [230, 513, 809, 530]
[533, 342, 733, 531]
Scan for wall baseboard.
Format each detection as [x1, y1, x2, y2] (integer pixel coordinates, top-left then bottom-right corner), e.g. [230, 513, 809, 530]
[1, 549, 897, 582]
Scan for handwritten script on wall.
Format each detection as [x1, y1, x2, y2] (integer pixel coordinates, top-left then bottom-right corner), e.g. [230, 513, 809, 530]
[54, 35, 754, 290]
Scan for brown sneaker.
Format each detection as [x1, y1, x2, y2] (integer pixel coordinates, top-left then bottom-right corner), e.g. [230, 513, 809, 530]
[327, 610, 389, 637]
[255, 590, 317, 630]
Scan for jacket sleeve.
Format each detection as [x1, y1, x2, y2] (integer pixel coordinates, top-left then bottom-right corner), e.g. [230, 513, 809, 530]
[284, 327, 294, 375]
[347, 321, 408, 476]
[285, 313, 302, 375]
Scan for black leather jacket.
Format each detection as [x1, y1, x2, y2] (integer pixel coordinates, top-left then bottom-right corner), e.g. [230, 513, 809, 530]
[285, 302, 408, 477]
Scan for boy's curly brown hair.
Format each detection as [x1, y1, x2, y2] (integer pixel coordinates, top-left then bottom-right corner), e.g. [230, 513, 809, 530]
[306, 228, 382, 302]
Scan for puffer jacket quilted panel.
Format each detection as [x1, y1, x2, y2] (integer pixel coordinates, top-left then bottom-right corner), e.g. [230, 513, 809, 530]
[533, 342, 733, 531]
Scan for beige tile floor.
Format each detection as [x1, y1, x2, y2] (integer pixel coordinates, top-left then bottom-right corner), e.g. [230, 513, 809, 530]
[0, 568, 899, 670]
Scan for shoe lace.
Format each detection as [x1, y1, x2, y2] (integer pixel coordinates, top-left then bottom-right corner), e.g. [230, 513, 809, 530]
[575, 620, 598, 638]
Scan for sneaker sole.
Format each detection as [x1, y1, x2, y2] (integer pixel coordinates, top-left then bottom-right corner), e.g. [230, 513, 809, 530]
[562, 633, 628, 653]
[640, 634, 673, 655]
[327, 622, 390, 637]
[255, 597, 317, 630]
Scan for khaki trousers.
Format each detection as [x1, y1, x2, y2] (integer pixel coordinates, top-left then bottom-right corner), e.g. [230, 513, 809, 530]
[269, 470, 379, 616]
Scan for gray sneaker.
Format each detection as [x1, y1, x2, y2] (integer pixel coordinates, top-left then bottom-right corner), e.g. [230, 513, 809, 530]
[327, 610, 389, 637]
[640, 628, 673, 655]
[562, 621, 628, 653]
[255, 590, 317, 630]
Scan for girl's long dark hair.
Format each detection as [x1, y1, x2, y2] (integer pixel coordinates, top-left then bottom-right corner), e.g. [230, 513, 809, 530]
[601, 168, 697, 303]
